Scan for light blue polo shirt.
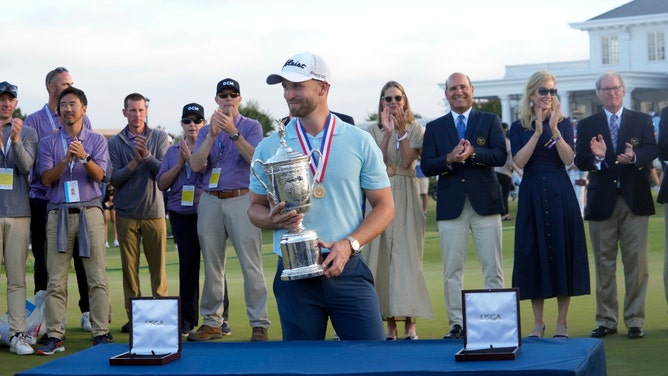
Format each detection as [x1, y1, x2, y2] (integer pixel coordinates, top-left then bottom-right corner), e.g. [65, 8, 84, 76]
[250, 116, 389, 256]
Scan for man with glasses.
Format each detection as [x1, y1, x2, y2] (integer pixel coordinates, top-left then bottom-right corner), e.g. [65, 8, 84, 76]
[108, 93, 170, 333]
[24, 67, 95, 334]
[575, 71, 658, 340]
[421, 72, 507, 340]
[0, 82, 39, 355]
[36, 86, 113, 354]
[189, 78, 270, 342]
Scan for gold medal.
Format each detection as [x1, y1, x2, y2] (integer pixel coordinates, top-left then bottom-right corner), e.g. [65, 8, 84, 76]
[313, 184, 326, 199]
[386, 164, 396, 177]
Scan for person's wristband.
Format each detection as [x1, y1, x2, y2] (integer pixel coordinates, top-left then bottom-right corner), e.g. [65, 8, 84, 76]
[142, 153, 152, 162]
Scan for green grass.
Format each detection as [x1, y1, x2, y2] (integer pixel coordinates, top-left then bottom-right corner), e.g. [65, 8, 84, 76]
[1, 196, 667, 375]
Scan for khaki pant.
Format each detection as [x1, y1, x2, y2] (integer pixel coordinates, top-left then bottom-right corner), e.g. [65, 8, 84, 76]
[438, 197, 504, 327]
[0, 217, 30, 336]
[116, 216, 168, 319]
[44, 208, 110, 338]
[590, 195, 648, 329]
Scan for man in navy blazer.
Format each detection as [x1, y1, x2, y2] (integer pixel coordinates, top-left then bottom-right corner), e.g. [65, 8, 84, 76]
[575, 72, 658, 340]
[421, 72, 506, 339]
[657, 106, 668, 317]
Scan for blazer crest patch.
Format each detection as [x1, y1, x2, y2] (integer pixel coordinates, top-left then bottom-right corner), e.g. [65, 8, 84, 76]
[476, 137, 486, 146]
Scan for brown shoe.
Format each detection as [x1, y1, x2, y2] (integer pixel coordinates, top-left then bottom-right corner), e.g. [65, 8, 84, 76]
[187, 325, 223, 342]
[251, 327, 268, 342]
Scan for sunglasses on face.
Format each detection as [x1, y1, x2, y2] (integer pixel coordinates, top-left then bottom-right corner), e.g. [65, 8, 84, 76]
[537, 87, 558, 96]
[383, 95, 404, 103]
[181, 118, 204, 125]
[217, 93, 239, 99]
[0, 82, 18, 97]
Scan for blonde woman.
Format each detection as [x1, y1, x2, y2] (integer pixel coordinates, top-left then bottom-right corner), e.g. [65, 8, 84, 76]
[508, 71, 590, 339]
[365, 81, 433, 340]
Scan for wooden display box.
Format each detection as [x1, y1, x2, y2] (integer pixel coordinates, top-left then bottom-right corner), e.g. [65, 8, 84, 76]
[455, 288, 521, 361]
[110, 297, 182, 365]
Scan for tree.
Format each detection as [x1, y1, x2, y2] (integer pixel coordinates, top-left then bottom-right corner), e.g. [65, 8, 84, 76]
[13, 107, 26, 120]
[239, 100, 275, 136]
[473, 99, 501, 117]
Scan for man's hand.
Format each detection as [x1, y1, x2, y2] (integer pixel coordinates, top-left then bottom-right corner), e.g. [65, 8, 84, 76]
[9, 118, 23, 143]
[590, 134, 607, 159]
[319, 239, 351, 278]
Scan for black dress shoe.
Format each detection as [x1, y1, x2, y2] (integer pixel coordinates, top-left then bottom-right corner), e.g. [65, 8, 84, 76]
[627, 327, 644, 339]
[121, 322, 130, 333]
[590, 325, 617, 338]
[443, 324, 464, 339]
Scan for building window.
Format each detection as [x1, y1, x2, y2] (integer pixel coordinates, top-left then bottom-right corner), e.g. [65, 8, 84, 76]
[602, 35, 619, 65]
[648, 31, 666, 61]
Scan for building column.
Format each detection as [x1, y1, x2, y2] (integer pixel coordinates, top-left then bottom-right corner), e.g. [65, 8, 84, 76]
[624, 86, 633, 109]
[561, 91, 571, 119]
[500, 95, 511, 125]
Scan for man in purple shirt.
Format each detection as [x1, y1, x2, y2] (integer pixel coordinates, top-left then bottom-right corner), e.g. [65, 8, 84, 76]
[189, 78, 270, 342]
[36, 87, 112, 355]
[23, 67, 94, 334]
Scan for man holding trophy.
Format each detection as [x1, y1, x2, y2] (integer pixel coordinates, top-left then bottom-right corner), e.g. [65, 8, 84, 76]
[248, 52, 395, 340]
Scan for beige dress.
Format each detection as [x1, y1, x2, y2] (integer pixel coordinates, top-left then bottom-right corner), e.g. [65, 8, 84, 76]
[365, 121, 433, 321]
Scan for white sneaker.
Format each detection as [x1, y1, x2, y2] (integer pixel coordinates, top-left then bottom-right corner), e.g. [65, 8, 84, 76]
[113, 239, 119, 247]
[105, 241, 109, 248]
[10, 333, 34, 355]
[81, 312, 92, 332]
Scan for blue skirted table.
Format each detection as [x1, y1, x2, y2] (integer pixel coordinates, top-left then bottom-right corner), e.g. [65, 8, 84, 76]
[17, 337, 606, 376]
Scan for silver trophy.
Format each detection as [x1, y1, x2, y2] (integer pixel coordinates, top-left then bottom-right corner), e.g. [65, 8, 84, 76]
[252, 120, 323, 280]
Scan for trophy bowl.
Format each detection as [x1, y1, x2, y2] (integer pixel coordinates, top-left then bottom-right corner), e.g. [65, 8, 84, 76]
[251, 121, 324, 280]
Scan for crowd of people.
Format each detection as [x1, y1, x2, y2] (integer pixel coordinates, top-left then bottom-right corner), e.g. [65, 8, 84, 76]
[1, 57, 667, 356]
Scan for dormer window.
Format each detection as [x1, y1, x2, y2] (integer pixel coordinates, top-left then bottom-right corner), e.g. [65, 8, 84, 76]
[601, 35, 620, 65]
[648, 31, 665, 61]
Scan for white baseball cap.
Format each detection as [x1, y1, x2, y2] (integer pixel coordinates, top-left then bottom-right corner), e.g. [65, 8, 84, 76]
[266, 52, 331, 85]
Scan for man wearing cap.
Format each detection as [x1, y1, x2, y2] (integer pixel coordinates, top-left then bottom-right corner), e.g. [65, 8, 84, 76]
[109, 93, 170, 333]
[189, 78, 270, 342]
[24, 67, 94, 334]
[0, 82, 39, 354]
[248, 52, 394, 340]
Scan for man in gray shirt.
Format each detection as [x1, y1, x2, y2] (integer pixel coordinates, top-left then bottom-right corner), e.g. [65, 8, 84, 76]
[0, 82, 38, 355]
[108, 93, 170, 332]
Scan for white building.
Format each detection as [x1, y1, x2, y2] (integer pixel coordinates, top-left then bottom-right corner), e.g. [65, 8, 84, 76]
[459, 0, 668, 124]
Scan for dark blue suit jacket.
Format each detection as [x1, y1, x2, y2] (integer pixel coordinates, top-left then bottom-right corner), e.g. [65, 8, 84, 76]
[421, 110, 507, 220]
[574, 108, 658, 220]
[656, 106, 668, 204]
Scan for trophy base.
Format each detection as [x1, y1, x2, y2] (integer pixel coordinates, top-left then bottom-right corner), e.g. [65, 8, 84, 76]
[280, 228, 323, 281]
[280, 264, 324, 281]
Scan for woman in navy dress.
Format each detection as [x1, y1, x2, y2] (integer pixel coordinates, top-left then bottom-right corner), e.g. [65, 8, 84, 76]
[509, 71, 589, 339]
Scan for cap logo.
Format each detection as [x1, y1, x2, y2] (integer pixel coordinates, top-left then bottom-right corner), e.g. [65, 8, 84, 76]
[283, 59, 307, 69]
[221, 81, 235, 86]
[187, 105, 200, 111]
[311, 70, 326, 80]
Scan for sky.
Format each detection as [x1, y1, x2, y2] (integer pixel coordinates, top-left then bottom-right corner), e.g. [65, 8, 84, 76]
[3, 0, 631, 134]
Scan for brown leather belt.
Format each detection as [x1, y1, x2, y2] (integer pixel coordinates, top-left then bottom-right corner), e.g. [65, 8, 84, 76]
[206, 189, 249, 199]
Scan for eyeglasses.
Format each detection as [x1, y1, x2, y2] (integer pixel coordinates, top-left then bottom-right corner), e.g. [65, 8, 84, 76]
[181, 118, 204, 125]
[217, 93, 239, 99]
[599, 86, 623, 94]
[46, 67, 69, 85]
[0, 82, 18, 97]
[383, 95, 404, 103]
[537, 87, 558, 96]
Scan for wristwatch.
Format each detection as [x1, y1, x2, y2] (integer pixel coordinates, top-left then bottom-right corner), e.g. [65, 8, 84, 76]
[346, 236, 361, 255]
[230, 132, 240, 141]
[80, 154, 92, 164]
